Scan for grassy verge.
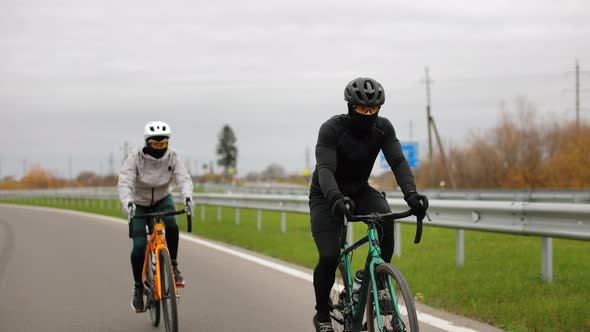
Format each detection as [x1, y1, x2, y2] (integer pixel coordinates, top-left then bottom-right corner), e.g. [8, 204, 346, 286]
[2, 198, 589, 331]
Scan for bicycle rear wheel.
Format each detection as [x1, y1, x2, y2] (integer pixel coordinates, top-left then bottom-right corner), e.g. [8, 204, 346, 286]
[146, 251, 160, 327]
[366, 263, 419, 332]
[329, 263, 351, 332]
[159, 249, 178, 332]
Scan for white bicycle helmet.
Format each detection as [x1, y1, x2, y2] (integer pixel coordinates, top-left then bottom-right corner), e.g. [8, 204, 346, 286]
[144, 121, 172, 140]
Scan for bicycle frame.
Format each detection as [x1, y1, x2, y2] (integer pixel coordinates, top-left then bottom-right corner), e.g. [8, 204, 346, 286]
[141, 217, 176, 301]
[338, 222, 404, 332]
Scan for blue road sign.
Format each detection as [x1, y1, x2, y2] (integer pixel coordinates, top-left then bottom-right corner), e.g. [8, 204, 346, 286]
[380, 141, 420, 169]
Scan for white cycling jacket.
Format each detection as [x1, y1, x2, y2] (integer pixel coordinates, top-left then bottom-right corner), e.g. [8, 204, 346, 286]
[118, 147, 193, 207]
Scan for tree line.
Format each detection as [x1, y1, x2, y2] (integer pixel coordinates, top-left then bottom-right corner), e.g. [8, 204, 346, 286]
[3, 107, 589, 191]
[411, 99, 590, 189]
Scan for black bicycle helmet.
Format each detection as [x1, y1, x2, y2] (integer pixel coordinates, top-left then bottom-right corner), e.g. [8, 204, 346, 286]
[344, 77, 385, 107]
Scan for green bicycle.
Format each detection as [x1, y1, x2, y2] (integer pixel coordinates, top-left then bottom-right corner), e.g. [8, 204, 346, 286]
[329, 208, 425, 332]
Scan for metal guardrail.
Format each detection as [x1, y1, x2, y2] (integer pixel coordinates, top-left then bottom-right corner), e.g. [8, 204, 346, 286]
[202, 183, 590, 203]
[4, 186, 590, 203]
[1, 188, 589, 282]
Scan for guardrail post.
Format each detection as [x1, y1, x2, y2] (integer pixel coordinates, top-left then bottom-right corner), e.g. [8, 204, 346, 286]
[541, 237, 553, 282]
[457, 229, 465, 267]
[100, 199, 104, 209]
[200, 205, 205, 221]
[108, 199, 112, 209]
[235, 207, 240, 225]
[257, 209, 262, 231]
[394, 222, 401, 257]
[281, 211, 286, 233]
[217, 206, 222, 221]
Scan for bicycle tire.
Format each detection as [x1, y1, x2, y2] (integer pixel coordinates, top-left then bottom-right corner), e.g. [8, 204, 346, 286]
[366, 264, 419, 332]
[146, 251, 160, 327]
[330, 263, 352, 332]
[159, 249, 178, 332]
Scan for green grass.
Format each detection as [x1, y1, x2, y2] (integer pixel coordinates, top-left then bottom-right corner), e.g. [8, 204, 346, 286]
[2, 197, 590, 332]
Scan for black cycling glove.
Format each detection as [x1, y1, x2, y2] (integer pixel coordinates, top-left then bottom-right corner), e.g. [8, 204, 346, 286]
[332, 197, 356, 220]
[405, 193, 429, 220]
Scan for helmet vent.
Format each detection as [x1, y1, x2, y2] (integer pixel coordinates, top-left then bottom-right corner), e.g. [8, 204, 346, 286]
[150, 126, 155, 131]
[163, 126, 166, 131]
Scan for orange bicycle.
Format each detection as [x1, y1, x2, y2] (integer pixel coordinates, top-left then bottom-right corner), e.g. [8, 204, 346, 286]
[133, 209, 192, 332]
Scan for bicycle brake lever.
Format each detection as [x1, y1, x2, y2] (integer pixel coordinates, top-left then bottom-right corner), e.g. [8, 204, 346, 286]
[425, 212, 432, 222]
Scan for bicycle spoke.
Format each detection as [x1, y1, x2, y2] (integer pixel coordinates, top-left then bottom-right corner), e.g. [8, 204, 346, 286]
[366, 264, 418, 332]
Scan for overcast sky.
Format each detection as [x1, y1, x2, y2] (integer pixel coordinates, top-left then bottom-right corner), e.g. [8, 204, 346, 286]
[1, 0, 589, 179]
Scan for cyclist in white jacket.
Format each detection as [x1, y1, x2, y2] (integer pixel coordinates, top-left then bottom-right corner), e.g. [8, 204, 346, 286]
[118, 121, 194, 313]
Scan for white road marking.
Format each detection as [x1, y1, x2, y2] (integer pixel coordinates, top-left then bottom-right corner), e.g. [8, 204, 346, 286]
[1, 204, 479, 332]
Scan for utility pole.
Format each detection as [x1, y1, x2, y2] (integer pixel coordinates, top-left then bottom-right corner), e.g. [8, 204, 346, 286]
[565, 60, 590, 131]
[576, 60, 580, 130]
[423, 67, 435, 188]
[108, 152, 115, 175]
[422, 67, 456, 189]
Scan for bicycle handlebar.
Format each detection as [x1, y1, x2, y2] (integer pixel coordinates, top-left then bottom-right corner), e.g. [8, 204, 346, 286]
[348, 209, 425, 244]
[133, 209, 193, 233]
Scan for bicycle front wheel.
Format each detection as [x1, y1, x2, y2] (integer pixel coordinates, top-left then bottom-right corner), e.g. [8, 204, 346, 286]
[159, 249, 178, 332]
[366, 264, 419, 332]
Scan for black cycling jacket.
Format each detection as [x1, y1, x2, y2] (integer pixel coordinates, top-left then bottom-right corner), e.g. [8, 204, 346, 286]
[310, 114, 417, 208]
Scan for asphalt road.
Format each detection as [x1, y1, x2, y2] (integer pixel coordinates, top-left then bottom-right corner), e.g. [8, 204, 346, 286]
[0, 205, 503, 332]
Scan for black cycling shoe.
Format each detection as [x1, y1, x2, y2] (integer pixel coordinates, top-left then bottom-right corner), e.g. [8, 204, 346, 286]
[131, 286, 145, 313]
[172, 261, 185, 287]
[313, 314, 334, 332]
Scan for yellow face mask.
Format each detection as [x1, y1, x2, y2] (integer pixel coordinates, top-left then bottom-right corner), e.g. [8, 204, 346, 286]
[354, 105, 380, 115]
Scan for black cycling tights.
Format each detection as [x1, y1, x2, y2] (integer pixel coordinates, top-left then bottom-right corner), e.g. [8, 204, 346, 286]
[130, 226, 179, 287]
[311, 186, 393, 319]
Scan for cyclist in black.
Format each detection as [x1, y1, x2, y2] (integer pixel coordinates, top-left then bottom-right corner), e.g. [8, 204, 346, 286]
[310, 77, 428, 331]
